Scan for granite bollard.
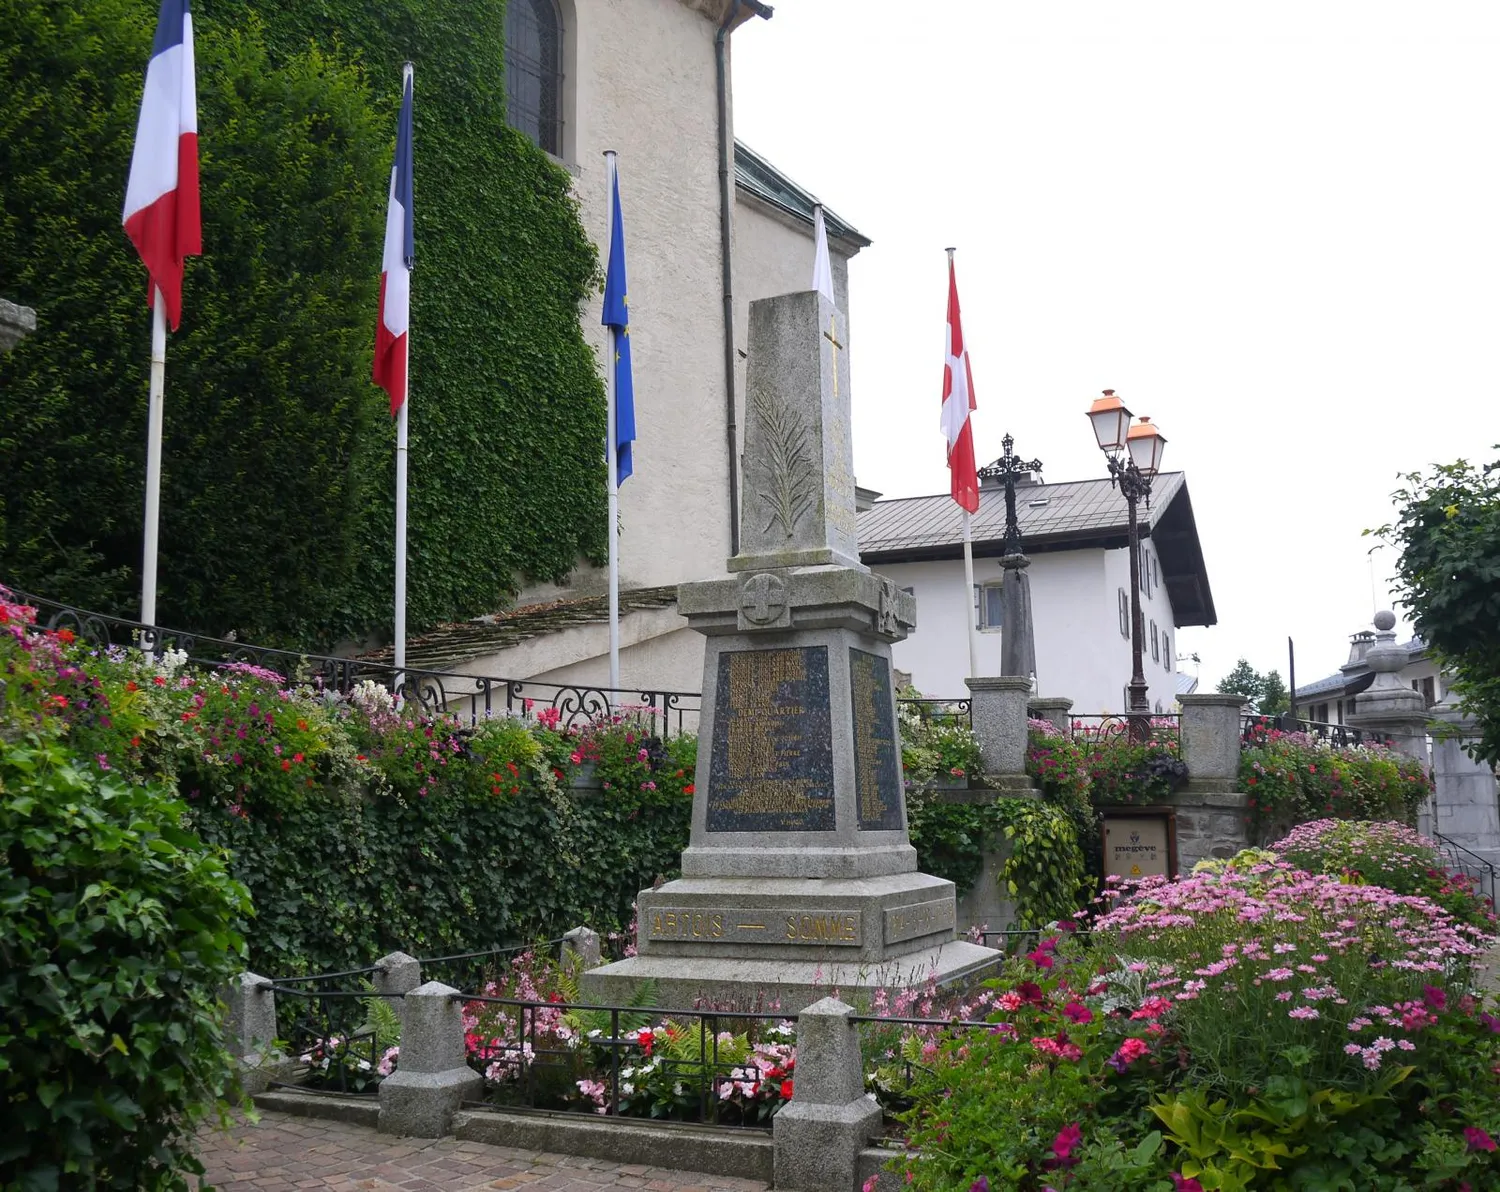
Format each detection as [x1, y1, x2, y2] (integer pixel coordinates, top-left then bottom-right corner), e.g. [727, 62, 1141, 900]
[377, 981, 481, 1137]
[225, 971, 283, 1093]
[1178, 693, 1246, 792]
[373, 950, 421, 1028]
[562, 925, 602, 969]
[966, 675, 1034, 790]
[1028, 696, 1073, 739]
[773, 997, 882, 1192]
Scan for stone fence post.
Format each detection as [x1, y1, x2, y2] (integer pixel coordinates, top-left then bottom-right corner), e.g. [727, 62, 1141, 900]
[561, 926, 602, 969]
[378, 982, 482, 1137]
[1178, 694, 1245, 791]
[1028, 697, 1073, 739]
[225, 972, 281, 1093]
[373, 951, 421, 1029]
[965, 676, 1034, 792]
[773, 997, 881, 1192]
[1347, 613, 1431, 767]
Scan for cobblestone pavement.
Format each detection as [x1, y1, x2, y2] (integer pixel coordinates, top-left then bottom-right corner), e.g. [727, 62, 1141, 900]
[196, 1111, 771, 1192]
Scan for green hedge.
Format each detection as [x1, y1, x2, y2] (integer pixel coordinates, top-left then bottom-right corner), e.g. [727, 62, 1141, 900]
[1, 715, 250, 1186]
[0, 0, 604, 645]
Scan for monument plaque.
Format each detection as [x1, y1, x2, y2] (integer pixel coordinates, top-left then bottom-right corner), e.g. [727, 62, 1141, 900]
[646, 906, 862, 947]
[706, 646, 834, 832]
[849, 648, 902, 831]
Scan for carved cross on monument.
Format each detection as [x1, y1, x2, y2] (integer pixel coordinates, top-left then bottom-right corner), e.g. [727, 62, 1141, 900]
[822, 316, 843, 398]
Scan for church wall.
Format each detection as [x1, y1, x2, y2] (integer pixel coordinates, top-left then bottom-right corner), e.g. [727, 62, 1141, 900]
[732, 195, 854, 467]
[520, 0, 735, 607]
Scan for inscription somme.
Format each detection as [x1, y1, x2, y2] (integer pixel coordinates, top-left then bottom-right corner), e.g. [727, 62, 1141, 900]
[646, 907, 863, 947]
[883, 898, 957, 946]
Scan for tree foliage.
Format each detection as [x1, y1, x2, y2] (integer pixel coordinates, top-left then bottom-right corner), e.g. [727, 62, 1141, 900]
[1259, 669, 1290, 716]
[0, 0, 605, 646]
[1376, 454, 1500, 765]
[1218, 658, 1264, 705]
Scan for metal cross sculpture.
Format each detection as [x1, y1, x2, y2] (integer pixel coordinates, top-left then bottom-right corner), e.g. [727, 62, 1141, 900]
[977, 433, 1044, 557]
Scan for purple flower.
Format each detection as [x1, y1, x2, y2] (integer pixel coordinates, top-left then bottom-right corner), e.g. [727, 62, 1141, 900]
[969, 1180, 989, 1192]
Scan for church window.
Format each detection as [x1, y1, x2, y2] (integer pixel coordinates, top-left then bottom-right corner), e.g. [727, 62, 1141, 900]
[506, 0, 563, 156]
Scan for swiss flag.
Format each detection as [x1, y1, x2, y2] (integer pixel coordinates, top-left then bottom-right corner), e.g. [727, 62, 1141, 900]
[940, 257, 978, 512]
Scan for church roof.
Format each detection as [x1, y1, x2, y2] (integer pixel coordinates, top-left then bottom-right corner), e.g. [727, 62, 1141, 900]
[734, 141, 871, 248]
[857, 472, 1217, 628]
[361, 585, 681, 672]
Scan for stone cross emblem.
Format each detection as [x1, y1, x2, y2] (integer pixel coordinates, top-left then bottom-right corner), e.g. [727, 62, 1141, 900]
[823, 317, 843, 398]
[877, 577, 900, 638]
[739, 573, 788, 627]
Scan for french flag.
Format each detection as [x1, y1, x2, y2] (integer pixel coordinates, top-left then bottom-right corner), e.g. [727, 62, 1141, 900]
[122, 0, 200, 332]
[374, 66, 414, 416]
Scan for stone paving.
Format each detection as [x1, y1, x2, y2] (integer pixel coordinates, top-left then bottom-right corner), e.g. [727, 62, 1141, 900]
[196, 1111, 771, 1192]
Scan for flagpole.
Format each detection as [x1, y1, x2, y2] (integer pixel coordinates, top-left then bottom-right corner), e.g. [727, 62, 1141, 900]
[140, 288, 167, 645]
[604, 149, 621, 695]
[393, 60, 413, 685]
[962, 508, 980, 679]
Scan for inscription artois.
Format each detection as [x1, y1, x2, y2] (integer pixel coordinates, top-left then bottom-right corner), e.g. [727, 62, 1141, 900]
[706, 647, 835, 833]
[646, 906, 863, 947]
[883, 898, 957, 946]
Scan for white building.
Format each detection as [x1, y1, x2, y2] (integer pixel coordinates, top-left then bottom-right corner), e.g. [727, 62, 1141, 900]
[857, 468, 1217, 714]
[1292, 626, 1447, 725]
[387, 0, 869, 693]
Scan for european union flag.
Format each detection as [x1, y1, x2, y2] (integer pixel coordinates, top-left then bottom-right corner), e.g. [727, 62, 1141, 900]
[602, 167, 635, 484]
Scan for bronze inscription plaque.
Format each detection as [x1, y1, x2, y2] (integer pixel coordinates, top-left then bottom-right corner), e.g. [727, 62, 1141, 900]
[706, 646, 834, 832]
[849, 648, 903, 831]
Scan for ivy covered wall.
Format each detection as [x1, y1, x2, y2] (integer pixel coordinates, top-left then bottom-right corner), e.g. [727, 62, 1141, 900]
[0, 0, 605, 646]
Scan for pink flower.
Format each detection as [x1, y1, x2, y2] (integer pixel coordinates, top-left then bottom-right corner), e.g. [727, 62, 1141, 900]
[1171, 1176, 1204, 1192]
[1465, 1127, 1496, 1152]
[1062, 1001, 1093, 1024]
[1051, 1123, 1082, 1165]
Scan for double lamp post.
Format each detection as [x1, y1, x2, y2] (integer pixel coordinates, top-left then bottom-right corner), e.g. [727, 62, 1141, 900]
[1085, 389, 1167, 743]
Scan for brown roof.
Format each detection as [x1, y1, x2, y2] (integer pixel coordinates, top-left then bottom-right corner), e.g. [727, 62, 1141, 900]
[363, 585, 681, 672]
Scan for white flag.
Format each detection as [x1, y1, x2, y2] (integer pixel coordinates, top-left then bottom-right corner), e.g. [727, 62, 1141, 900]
[812, 204, 835, 303]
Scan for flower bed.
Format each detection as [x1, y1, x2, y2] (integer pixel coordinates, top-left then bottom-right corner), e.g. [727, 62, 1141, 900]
[1242, 726, 1431, 838]
[896, 858, 1500, 1190]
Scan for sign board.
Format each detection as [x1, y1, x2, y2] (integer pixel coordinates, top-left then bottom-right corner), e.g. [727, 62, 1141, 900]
[1101, 812, 1175, 879]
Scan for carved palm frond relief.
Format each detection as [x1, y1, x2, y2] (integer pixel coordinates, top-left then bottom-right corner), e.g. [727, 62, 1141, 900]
[753, 387, 815, 539]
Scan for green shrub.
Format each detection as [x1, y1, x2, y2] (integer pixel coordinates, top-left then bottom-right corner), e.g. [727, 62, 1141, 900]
[1241, 728, 1431, 837]
[0, 737, 250, 1189]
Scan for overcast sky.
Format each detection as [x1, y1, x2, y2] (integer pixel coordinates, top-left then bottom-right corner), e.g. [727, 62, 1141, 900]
[733, 0, 1497, 695]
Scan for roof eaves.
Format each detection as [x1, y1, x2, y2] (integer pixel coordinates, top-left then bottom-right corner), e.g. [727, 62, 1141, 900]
[733, 140, 871, 247]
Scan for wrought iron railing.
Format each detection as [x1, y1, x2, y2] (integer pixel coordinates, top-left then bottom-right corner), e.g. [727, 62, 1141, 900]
[13, 588, 701, 737]
[1241, 714, 1393, 750]
[453, 994, 796, 1127]
[897, 697, 971, 726]
[1432, 831, 1499, 909]
[1071, 713, 1180, 743]
[260, 962, 397, 1097]
[416, 940, 568, 996]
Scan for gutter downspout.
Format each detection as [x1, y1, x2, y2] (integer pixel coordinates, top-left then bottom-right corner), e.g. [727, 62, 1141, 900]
[715, 0, 771, 558]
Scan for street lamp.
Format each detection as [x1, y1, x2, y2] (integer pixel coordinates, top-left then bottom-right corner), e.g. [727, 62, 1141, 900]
[1085, 389, 1167, 742]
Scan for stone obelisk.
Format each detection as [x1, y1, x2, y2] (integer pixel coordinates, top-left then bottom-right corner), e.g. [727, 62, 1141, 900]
[582, 290, 997, 1011]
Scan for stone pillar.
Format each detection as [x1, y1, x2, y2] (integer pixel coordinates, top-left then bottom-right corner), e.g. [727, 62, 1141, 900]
[1346, 612, 1431, 766]
[1179, 694, 1245, 792]
[1431, 693, 1500, 863]
[374, 951, 421, 1029]
[773, 997, 881, 1192]
[225, 972, 283, 1093]
[966, 676, 1034, 792]
[0, 298, 36, 353]
[378, 981, 482, 1137]
[561, 926, 602, 969]
[1028, 697, 1073, 739]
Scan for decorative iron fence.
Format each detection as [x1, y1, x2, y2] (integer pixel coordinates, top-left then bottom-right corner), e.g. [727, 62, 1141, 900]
[1070, 713, 1180, 743]
[897, 697, 971, 726]
[1432, 831, 1499, 909]
[453, 994, 796, 1127]
[1240, 714, 1393, 750]
[416, 940, 567, 996]
[260, 962, 397, 1097]
[13, 588, 701, 737]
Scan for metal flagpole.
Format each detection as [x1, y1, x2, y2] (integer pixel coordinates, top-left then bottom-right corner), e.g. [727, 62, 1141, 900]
[140, 287, 167, 647]
[604, 150, 621, 694]
[393, 61, 413, 685]
[961, 507, 980, 679]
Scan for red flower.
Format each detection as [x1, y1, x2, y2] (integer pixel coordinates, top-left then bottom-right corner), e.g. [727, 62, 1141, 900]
[126, 680, 139, 692]
[281, 760, 292, 771]
[1062, 1001, 1093, 1025]
[153, 676, 166, 686]
[297, 719, 308, 731]
[684, 783, 695, 794]
[780, 1079, 793, 1100]
[55, 628, 76, 644]
[293, 752, 305, 764]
